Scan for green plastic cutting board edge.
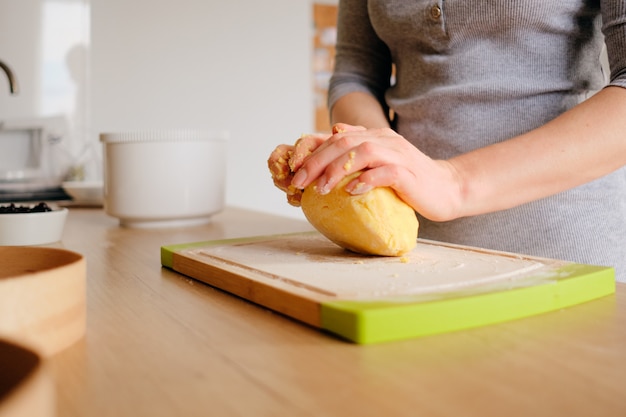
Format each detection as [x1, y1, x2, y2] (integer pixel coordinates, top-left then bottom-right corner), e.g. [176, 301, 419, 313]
[320, 264, 615, 344]
[161, 235, 616, 345]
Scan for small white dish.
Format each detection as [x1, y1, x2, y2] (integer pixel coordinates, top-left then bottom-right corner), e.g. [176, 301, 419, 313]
[61, 181, 104, 205]
[0, 205, 68, 246]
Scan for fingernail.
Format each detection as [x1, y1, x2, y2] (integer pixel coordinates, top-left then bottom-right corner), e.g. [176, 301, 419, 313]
[348, 182, 372, 195]
[312, 179, 331, 195]
[332, 124, 346, 134]
[292, 168, 307, 188]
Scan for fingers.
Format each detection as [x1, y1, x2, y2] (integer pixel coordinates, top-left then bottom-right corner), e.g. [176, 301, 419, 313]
[269, 124, 404, 208]
[332, 123, 366, 134]
[293, 127, 406, 193]
[344, 159, 463, 222]
[291, 129, 364, 190]
[319, 141, 402, 194]
[268, 146, 303, 207]
[268, 144, 294, 192]
[268, 133, 329, 207]
[289, 133, 328, 172]
[286, 190, 302, 207]
[269, 124, 463, 222]
[343, 164, 408, 196]
[268, 133, 327, 189]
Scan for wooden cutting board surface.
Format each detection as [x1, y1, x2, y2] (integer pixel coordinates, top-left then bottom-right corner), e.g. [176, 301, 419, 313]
[162, 232, 615, 344]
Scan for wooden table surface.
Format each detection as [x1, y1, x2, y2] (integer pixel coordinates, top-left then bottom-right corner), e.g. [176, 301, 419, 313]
[46, 207, 625, 417]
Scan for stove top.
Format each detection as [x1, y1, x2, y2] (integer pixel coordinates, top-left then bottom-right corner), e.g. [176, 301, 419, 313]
[0, 186, 71, 203]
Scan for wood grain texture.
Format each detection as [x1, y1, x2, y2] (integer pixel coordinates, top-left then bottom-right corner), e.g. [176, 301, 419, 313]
[41, 207, 626, 417]
[0, 338, 54, 417]
[172, 251, 323, 327]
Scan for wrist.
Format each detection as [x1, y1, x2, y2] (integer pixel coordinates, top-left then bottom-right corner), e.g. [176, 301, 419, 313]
[434, 159, 467, 221]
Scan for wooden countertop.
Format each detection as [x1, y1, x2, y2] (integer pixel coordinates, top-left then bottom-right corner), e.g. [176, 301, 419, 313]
[46, 207, 625, 416]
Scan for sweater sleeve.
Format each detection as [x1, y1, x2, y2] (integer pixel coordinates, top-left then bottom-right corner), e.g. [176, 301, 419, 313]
[602, 0, 626, 88]
[327, 0, 393, 113]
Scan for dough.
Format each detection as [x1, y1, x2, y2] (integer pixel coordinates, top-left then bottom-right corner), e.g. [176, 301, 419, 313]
[300, 171, 418, 256]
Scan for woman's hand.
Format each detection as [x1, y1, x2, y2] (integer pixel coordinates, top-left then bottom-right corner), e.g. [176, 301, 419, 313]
[267, 132, 328, 206]
[290, 123, 464, 222]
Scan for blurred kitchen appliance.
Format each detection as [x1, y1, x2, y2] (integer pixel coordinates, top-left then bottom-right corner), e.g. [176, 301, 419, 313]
[0, 118, 71, 202]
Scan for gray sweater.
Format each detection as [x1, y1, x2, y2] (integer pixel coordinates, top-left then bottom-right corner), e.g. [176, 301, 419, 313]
[328, 0, 626, 282]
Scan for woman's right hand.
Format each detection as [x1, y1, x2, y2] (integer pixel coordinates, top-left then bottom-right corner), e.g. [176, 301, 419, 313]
[267, 132, 329, 206]
[286, 123, 464, 222]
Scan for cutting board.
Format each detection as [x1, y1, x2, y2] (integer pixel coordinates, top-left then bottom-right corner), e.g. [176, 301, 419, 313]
[161, 232, 615, 344]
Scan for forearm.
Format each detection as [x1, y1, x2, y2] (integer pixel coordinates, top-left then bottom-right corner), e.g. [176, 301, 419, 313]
[449, 86, 626, 218]
[330, 92, 391, 129]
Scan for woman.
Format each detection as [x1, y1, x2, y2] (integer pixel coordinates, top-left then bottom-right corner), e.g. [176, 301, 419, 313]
[269, 1, 626, 282]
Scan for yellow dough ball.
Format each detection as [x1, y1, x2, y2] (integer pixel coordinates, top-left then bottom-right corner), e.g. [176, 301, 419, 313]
[301, 171, 418, 256]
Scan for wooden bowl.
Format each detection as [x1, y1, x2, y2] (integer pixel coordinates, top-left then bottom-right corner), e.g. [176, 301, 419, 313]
[0, 338, 54, 417]
[0, 247, 86, 357]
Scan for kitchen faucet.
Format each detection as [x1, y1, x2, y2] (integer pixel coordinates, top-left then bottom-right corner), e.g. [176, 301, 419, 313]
[0, 60, 19, 94]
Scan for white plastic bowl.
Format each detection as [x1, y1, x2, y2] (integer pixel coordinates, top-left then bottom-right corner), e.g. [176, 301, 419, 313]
[100, 129, 228, 228]
[0, 207, 68, 246]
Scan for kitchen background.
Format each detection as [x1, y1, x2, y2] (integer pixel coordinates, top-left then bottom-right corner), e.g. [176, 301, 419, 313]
[0, 0, 338, 219]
